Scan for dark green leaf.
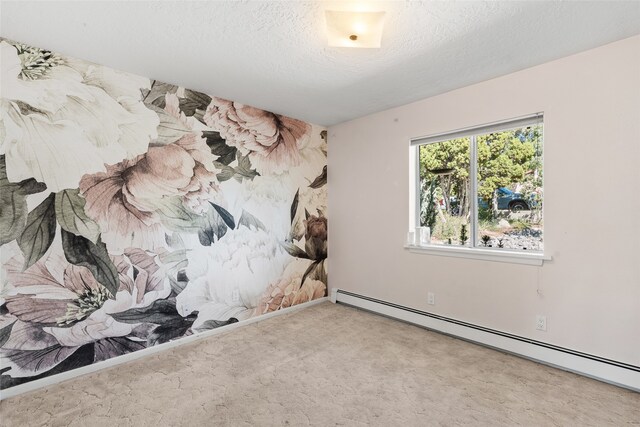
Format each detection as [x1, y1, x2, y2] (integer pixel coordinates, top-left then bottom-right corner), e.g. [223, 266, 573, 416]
[178, 98, 200, 117]
[197, 204, 228, 246]
[169, 275, 188, 296]
[1, 156, 47, 194]
[238, 209, 266, 232]
[0, 320, 16, 348]
[0, 343, 93, 389]
[54, 189, 100, 243]
[16, 179, 47, 196]
[184, 89, 212, 109]
[305, 234, 327, 260]
[17, 193, 56, 270]
[198, 226, 220, 246]
[93, 337, 146, 362]
[309, 165, 327, 189]
[156, 197, 203, 232]
[194, 318, 238, 333]
[281, 241, 310, 259]
[179, 89, 212, 116]
[61, 230, 119, 297]
[290, 189, 299, 225]
[2, 344, 82, 375]
[193, 111, 207, 125]
[147, 317, 195, 346]
[214, 161, 236, 182]
[234, 153, 259, 182]
[0, 185, 28, 245]
[210, 203, 235, 230]
[1, 155, 47, 245]
[142, 80, 178, 109]
[111, 299, 181, 324]
[147, 105, 191, 145]
[311, 259, 328, 288]
[301, 260, 322, 286]
[204, 131, 236, 165]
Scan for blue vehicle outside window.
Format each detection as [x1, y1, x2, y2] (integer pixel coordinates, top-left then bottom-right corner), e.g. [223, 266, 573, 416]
[477, 187, 533, 212]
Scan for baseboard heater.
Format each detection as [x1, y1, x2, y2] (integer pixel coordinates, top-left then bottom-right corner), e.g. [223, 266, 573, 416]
[331, 289, 640, 391]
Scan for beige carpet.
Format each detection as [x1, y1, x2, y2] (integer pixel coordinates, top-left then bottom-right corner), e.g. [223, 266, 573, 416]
[0, 301, 638, 426]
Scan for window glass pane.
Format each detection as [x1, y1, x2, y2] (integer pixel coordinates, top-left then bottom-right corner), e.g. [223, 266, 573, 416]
[419, 138, 471, 246]
[476, 125, 543, 251]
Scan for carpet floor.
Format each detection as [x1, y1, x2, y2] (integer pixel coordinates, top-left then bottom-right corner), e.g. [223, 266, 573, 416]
[0, 301, 638, 426]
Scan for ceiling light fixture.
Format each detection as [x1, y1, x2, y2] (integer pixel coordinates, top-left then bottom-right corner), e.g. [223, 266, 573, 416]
[325, 10, 386, 48]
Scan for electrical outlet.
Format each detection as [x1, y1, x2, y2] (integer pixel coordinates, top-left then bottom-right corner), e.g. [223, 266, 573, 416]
[232, 289, 240, 302]
[536, 315, 547, 331]
[427, 292, 435, 305]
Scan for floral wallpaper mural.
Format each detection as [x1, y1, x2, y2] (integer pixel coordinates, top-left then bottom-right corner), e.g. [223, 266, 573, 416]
[0, 39, 327, 390]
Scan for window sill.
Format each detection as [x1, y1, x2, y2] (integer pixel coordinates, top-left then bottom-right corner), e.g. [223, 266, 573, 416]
[404, 244, 551, 266]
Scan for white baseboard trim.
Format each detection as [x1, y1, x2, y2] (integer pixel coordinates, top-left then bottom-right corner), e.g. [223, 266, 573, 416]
[330, 287, 338, 303]
[0, 297, 328, 401]
[333, 289, 640, 391]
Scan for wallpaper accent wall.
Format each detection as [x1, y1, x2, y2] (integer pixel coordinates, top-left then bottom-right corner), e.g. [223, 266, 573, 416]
[0, 39, 327, 390]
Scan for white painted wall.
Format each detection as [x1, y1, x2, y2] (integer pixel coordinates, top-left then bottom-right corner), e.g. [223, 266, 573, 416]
[328, 35, 640, 366]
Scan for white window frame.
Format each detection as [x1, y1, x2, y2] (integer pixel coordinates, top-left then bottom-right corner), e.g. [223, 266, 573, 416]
[406, 113, 551, 266]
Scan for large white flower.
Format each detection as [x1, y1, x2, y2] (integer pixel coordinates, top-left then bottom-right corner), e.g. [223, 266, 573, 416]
[176, 227, 289, 326]
[219, 128, 327, 241]
[0, 40, 159, 192]
[222, 175, 295, 241]
[289, 123, 327, 183]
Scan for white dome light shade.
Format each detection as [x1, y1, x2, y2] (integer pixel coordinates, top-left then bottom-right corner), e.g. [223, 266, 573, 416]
[325, 10, 386, 48]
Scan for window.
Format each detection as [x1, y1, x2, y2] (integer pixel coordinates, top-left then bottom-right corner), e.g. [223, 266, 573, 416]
[411, 114, 544, 257]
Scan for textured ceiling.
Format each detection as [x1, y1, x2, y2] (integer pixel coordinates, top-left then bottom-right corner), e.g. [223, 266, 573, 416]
[2, 1, 639, 126]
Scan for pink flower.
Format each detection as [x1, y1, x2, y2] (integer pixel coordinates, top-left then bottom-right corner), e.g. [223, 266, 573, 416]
[1, 247, 170, 377]
[203, 97, 311, 175]
[253, 276, 325, 316]
[79, 133, 219, 253]
[3, 248, 168, 328]
[252, 259, 326, 316]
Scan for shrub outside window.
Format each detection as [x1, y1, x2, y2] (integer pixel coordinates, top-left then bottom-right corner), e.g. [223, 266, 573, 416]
[414, 114, 543, 253]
